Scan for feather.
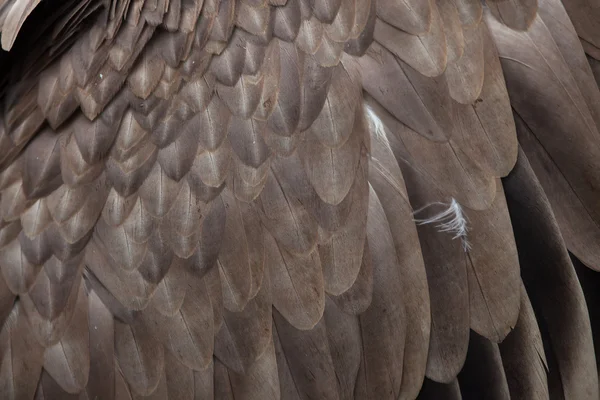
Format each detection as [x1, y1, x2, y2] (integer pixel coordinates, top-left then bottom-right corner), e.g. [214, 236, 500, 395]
[34, 370, 79, 400]
[136, 366, 169, 400]
[106, 139, 158, 198]
[499, 284, 549, 400]
[93, 214, 148, 273]
[437, 0, 465, 63]
[42, 280, 90, 393]
[164, 351, 194, 400]
[23, 129, 62, 199]
[149, 259, 187, 317]
[163, 0, 181, 31]
[560, 0, 600, 50]
[115, 318, 164, 396]
[184, 194, 226, 277]
[489, 10, 600, 229]
[457, 331, 511, 399]
[193, 361, 214, 399]
[0, 301, 44, 400]
[243, 35, 268, 75]
[210, 29, 245, 85]
[319, 158, 368, 296]
[189, 93, 229, 151]
[356, 186, 406, 398]
[358, 43, 450, 142]
[204, 264, 224, 334]
[487, 0, 538, 30]
[3, 0, 600, 396]
[269, 151, 354, 232]
[228, 116, 270, 169]
[363, 93, 495, 211]
[451, 24, 518, 178]
[299, 107, 362, 206]
[297, 54, 333, 132]
[240, 200, 265, 298]
[228, 155, 270, 202]
[127, 52, 165, 100]
[138, 162, 183, 217]
[325, 0, 354, 42]
[313, 30, 344, 67]
[417, 378, 463, 400]
[537, 0, 600, 132]
[214, 271, 272, 374]
[375, 2, 447, 78]
[376, 0, 432, 35]
[267, 40, 301, 136]
[400, 162, 470, 382]
[140, 272, 214, 371]
[503, 148, 599, 399]
[217, 74, 264, 119]
[271, 321, 301, 400]
[0, 235, 42, 295]
[217, 188, 253, 311]
[265, 229, 324, 330]
[229, 336, 281, 400]
[210, 0, 235, 42]
[464, 183, 520, 343]
[444, 24, 484, 104]
[85, 289, 115, 400]
[506, 21, 600, 271]
[258, 168, 318, 255]
[1, 0, 43, 50]
[311, 0, 341, 23]
[188, 141, 232, 190]
[213, 358, 235, 399]
[85, 234, 153, 311]
[330, 239, 373, 315]
[0, 273, 15, 330]
[273, 0, 301, 42]
[252, 40, 280, 121]
[156, 118, 199, 181]
[323, 297, 361, 399]
[273, 310, 339, 399]
[344, 0, 375, 56]
[367, 107, 430, 399]
[115, 363, 134, 400]
[22, 257, 83, 345]
[296, 17, 324, 55]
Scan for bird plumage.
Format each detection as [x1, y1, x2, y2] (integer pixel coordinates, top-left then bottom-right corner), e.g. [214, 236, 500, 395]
[0, 0, 598, 398]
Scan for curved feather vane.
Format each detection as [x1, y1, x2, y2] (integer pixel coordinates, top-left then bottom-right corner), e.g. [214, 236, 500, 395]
[0, 0, 599, 398]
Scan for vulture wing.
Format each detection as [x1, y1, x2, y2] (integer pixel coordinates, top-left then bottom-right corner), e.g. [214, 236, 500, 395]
[0, 0, 598, 398]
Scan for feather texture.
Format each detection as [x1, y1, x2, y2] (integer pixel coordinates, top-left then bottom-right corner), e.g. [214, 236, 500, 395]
[1, 0, 600, 398]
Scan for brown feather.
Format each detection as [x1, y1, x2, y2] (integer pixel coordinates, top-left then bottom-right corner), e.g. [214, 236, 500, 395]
[323, 297, 361, 399]
[356, 186, 406, 398]
[229, 336, 281, 400]
[503, 148, 599, 399]
[0, 301, 44, 400]
[42, 280, 90, 393]
[265, 229, 324, 330]
[457, 331, 511, 399]
[272, 310, 339, 399]
[464, 183, 520, 343]
[499, 284, 550, 400]
[85, 289, 115, 400]
[214, 271, 272, 374]
[376, 0, 432, 35]
[115, 318, 164, 396]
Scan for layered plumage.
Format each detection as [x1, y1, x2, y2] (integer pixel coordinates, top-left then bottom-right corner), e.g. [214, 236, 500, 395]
[0, 0, 598, 398]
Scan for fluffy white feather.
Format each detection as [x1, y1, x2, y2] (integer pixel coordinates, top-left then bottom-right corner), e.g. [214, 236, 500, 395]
[413, 199, 471, 251]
